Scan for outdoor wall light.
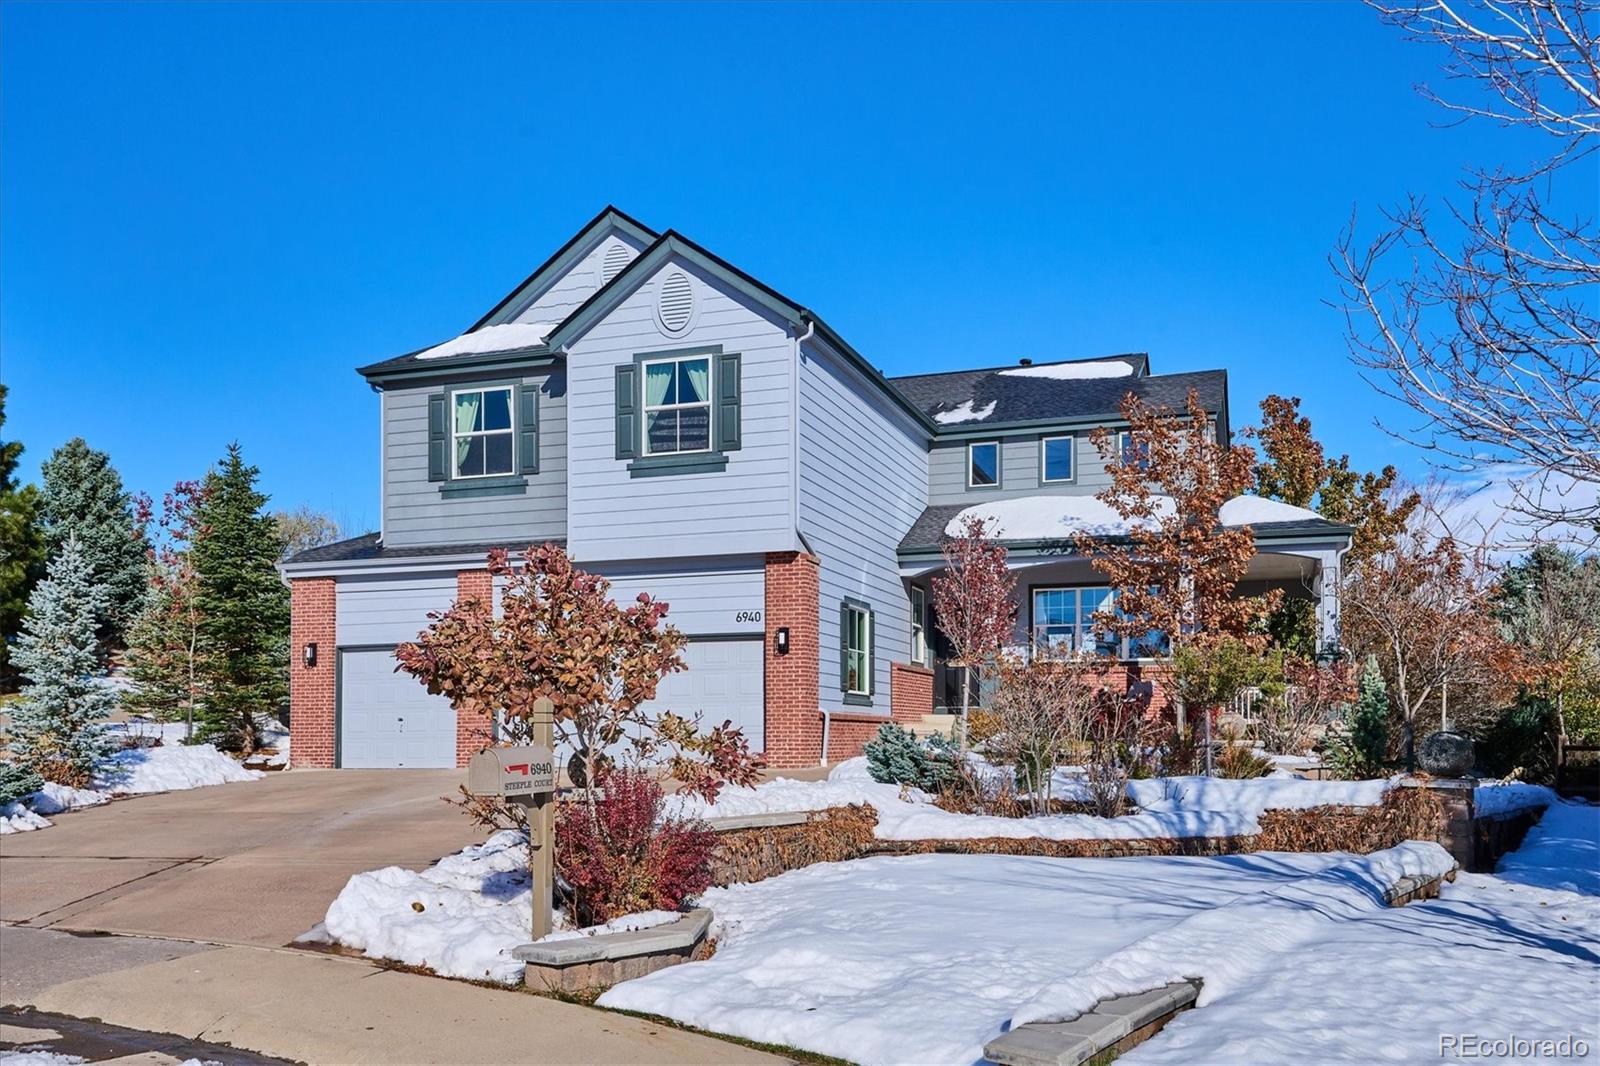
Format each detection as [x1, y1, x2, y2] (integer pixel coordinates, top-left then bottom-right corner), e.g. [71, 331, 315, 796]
[775, 627, 790, 655]
[303, 642, 318, 668]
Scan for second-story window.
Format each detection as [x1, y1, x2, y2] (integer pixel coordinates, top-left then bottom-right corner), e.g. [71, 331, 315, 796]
[968, 441, 1000, 487]
[453, 387, 514, 478]
[1041, 435, 1074, 483]
[643, 354, 712, 455]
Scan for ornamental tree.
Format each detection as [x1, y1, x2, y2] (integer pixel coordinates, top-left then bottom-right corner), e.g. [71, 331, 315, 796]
[395, 543, 763, 809]
[124, 481, 212, 741]
[929, 514, 1017, 721]
[1079, 388, 1279, 650]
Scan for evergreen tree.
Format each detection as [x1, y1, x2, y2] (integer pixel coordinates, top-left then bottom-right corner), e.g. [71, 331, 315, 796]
[190, 445, 288, 752]
[38, 438, 148, 655]
[0, 385, 47, 690]
[9, 537, 117, 787]
[1331, 655, 1390, 779]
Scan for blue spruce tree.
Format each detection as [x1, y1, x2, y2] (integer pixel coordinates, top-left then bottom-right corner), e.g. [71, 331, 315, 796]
[10, 536, 116, 786]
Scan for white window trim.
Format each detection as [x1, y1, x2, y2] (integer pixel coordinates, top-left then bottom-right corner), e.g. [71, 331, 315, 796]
[845, 603, 872, 696]
[450, 385, 515, 481]
[967, 440, 1001, 489]
[641, 354, 714, 457]
[1040, 434, 1076, 484]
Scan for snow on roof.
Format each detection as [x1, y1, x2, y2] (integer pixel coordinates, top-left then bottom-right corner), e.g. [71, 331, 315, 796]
[933, 399, 998, 424]
[945, 494, 1326, 539]
[997, 360, 1136, 381]
[413, 322, 556, 361]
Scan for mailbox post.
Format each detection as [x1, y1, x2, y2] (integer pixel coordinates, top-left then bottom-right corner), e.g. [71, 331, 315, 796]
[465, 696, 558, 941]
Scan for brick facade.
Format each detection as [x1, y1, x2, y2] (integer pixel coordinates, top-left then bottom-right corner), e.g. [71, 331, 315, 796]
[454, 569, 495, 767]
[288, 577, 336, 769]
[891, 662, 934, 725]
[762, 552, 820, 769]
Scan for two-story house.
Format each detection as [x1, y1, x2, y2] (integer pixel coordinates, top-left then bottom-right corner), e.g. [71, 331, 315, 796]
[281, 207, 1352, 770]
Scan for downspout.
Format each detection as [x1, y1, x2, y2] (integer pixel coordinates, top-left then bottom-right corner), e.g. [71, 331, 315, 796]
[820, 708, 834, 767]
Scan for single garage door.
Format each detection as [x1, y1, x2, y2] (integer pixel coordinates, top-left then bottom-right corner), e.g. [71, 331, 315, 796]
[643, 638, 764, 751]
[339, 647, 457, 768]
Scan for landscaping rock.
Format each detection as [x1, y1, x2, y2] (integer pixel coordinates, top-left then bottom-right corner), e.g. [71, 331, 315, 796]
[1418, 731, 1475, 777]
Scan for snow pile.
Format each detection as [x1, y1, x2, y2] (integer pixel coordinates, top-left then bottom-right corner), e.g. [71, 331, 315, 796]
[1492, 799, 1598, 895]
[600, 850, 1350, 1064]
[1123, 825, 1600, 1062]
[0, 1052, 89, 1065]
[0, 739, 263, 834]
[669, 758, 1395, 842]
[1010, 842, 1456, 1027]
[932, 399, 997, 425]
[946, 493, 1326, 540]
[1471, 779, 1556, 817]
[412, 322, 556, 361]
[998, 360, 1136, 380]
[321, 829, 685, 984]
[98, 743, 264, 794]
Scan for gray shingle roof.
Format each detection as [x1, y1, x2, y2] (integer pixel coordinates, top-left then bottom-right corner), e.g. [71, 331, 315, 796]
[888, 356, 1226, 428]
[896, 503, 1348, 555]
[283, 534, 564, 566]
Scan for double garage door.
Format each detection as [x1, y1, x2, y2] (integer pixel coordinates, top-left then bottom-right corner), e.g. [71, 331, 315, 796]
[337, 638, 764, 768]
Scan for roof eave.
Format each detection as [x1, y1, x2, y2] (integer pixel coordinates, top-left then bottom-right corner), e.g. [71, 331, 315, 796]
[357, 346, 560, 385]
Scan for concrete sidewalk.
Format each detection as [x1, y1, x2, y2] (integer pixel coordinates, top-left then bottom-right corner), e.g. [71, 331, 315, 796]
[5, 928, 788, 1065]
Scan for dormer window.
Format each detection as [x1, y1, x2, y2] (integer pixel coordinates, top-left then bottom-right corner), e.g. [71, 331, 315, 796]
[452, 387, 514, 478]
[968, 441, 1000, 488]
[643, 354, 712, 455]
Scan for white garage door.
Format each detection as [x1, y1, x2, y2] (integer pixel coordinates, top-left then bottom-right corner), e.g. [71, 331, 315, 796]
[643, 638, 764, 751]
[339, 648, 456, 768]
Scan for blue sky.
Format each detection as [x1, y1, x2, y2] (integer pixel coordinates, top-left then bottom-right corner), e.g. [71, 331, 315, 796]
[1, 1, 1579, 534]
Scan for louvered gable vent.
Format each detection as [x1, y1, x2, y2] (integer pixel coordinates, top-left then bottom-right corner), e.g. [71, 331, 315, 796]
[657, 270, 695, 332]
[601, 242, 631, 284]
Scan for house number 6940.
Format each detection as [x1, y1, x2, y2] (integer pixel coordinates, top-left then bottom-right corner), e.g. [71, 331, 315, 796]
[736, 610, 763, 623]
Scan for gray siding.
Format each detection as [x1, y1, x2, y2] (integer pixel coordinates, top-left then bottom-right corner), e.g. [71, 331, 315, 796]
[512, 231, 649, 326]
[799, 341, 930, 716]
[593, 559, 765, 637]
[927, 431, 1114, 505]
[382, 369, 568, 548]
[336, 572, 458, 646]
[565, 256, 799, 562]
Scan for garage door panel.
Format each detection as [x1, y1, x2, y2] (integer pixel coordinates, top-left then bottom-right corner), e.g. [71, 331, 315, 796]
[340, 648, 456, 769]
[640, 638, 763, 750]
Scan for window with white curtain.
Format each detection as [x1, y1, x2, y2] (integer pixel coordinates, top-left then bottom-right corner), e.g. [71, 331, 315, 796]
[452, 387, 514, 478]
[643, 355, 712, 455]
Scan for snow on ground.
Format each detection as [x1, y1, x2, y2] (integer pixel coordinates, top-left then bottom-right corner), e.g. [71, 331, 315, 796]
[1122, 802, 1600, 1064]
[598, 849, 1363, 1064]
[0, 1052, 89, 1065]
[1471, 779, 1558, 817]
[411, 322, 555, 360]
[997, 360, 1135, 380]
[665, 757, 1398, 842]
[0, 729, 263, 834]
[932, 399, 997, 425]
[320, 829, 684, 984]
[945, 493, 1326, 540]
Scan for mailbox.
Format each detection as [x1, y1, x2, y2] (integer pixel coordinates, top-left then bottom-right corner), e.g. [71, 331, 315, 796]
[466, 745, 557, 798]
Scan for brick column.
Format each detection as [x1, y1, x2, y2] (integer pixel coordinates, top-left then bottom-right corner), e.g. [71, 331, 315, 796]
[289, 577, 336, 768]
[454, 569, 495, 767]
[763, 552, 819, 769]
[891, 662, 934, 725]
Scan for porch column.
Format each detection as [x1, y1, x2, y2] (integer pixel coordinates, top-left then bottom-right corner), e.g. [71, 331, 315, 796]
[1311, 547, 1342, 654]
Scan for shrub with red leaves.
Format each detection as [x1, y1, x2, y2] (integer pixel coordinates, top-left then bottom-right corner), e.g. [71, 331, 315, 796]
[555, 766, 715, 927]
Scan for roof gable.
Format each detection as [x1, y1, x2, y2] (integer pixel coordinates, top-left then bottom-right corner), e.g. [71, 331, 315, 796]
[470, 206, 658, 331]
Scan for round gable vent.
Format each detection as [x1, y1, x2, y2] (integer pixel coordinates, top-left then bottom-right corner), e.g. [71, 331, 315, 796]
[601, 242, 631, 284]
[656, 270, 695, 333]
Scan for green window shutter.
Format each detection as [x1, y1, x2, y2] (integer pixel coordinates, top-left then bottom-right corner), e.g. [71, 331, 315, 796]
[715, 351, 742, 452]
[427, 393, 448, 482]
[615, 364, 638, 461]
[838, 601, 850, 692]
[518, 385, 540, 475]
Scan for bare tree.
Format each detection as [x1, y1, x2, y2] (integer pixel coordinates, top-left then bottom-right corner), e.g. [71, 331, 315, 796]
[1335, 0, 1599, 542]
[986, 653, 1107, 814]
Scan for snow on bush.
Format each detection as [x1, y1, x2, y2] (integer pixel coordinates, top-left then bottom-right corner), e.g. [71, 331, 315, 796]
[321, 829, 683, 984]
[666, 757, 1400, 842]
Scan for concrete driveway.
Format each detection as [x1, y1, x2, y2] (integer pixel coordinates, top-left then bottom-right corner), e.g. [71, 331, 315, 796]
[0, 768, 481, 945]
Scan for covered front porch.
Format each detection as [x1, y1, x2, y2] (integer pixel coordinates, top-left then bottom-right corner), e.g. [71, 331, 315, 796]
[901, 535, 1347, 715]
